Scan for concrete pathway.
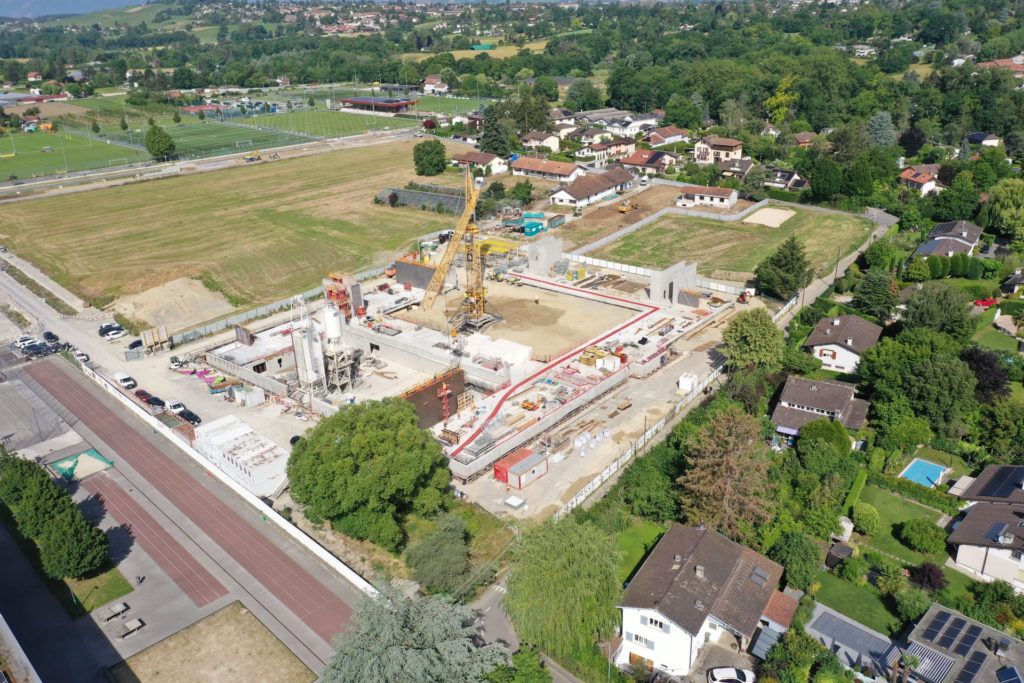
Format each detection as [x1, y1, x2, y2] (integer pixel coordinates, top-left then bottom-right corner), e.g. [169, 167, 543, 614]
[0, 251, 85, 312]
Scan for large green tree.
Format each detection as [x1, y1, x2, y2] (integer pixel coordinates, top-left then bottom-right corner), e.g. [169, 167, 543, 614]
[288, 399, 451, 551]
[988, 178, 1024, 241]
[663, 93, 701, 129]
[322, 586, 506, 683]
[505, 519, 620, 661]
[933, 171, 979, 221]
[768, 532, 821, 591]
[852, 270, 898, 320]
[866, 111, 898, 147]
[720, 308, 785, 372]
[562, 79, 602, 112]
[903, 282, 974, 343]
[754, 236, 813, 301]
[38, 508, 108, 580]
[406, 513, 472, 595]
[144, 124, 176, 159]
[413, 139, 447, 176]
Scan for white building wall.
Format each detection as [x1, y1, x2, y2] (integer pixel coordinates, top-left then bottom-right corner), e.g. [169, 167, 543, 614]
[810, 343, 862, 373]
[957, 544, 1024, 589]
[192, 416, 289, 497]
[616, 607, 697, 676]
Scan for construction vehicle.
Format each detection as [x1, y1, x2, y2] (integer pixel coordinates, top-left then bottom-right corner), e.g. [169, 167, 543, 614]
[737, 291, 750, 304]
[243, 151, 261, 162]
[617, 199, 638, 214]
[384, 264, 397, 278]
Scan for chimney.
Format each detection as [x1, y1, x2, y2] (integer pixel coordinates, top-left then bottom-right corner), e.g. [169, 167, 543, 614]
[846, 337, 854, 346]
[695, 565, 705, 579]
[672, 554, 682, 570]
[832, 318, 841, 326]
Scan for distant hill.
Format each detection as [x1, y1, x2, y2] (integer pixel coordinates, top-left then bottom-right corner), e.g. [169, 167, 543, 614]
[0, 0, 143, 19]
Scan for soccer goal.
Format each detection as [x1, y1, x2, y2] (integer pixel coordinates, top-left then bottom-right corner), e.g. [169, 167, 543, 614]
[235, 139, 253, 149]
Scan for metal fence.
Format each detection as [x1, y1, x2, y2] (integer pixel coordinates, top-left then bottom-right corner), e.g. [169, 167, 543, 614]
[375, 187, 465, 214]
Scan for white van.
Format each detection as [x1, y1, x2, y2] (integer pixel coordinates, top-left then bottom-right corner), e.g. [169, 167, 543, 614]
[114, 373, 137, 390]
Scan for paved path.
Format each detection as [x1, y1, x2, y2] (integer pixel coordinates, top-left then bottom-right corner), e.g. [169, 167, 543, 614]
[0, 251, 85, 312]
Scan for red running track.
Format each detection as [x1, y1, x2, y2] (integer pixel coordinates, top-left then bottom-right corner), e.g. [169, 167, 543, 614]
[83, 473, 227, 607]
[27, 361, 352, 643]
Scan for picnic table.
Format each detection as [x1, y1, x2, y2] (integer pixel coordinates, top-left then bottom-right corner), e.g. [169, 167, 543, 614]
[118, 618, 145, 639]
[103, 602, 129, 623]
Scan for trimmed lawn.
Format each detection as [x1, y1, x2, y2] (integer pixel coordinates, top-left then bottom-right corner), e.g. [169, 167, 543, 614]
[973, 307, 1019, 352]
[244, 109, 418, 138]
[815, 571, 899, 635]
[914, 445, 975, 479]
[0, 129, 145, 178]
[616, 520, 665, 584]
[858, 485, 945, 566]
[66, 567, 134, 613]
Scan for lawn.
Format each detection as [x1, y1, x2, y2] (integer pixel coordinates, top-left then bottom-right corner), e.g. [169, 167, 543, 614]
[590, 205, 873, 281]
[243, 109, 418, 138]
[973, 306, 1019, 352]
[913, 445, 975, 479]
[815, 571, 899, 635]
[858, 485, 946, 566]
[0, 129, 145, 178]
[403, 39, 549, 61]
[405, 500, 514, 569]
[0, 139, 461, 305]
[615, 519, 665, 584]
[66, 567, 134, 613]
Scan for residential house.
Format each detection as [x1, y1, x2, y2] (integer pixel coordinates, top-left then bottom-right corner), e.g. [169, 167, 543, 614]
[644, 125, 689, 146]
[604, 114, 658, 138]
[694, 135, 743, 165]
[792, 131, 818, 148]
[852, 44, 878, 58]
[718, 158, 754, 180]
[26, 71, 42, 82]
[450, 151, 507, 175]
[803, 315, 883, 373]
[553, 123, 578, 140]
[967, 132, 1003, 147]
[575, 107, 635, 124]
[275, 76, 291, 86]
[614, 524, 795, 677]
[949, 498, 1024, 590]
[899, 166, 941, 196]
[570, 127, 614, 146]
[770, 376, 869, 436]
[805, 603, 893, 675]
[520, 131, 560, 153]
[575, 138, 635, 168]
[764, 167, 808, 191]
[761, 122, 781, 138]
[422, 74, 449, 95]
[675, 185, 738, 209]
[1002, 269, 1024, 295]
[549, 167, 633, 208]
[65, 69, 85, 83]
[977, 54, 1024, 79]
[510, 157, 584, 182]
[619, 149, 678, 175]
[548, 107, 575, 126]
[913, 220, 983, 258]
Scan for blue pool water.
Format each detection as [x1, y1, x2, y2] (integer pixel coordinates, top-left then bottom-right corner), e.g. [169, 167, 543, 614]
[900, 458, 946, 488]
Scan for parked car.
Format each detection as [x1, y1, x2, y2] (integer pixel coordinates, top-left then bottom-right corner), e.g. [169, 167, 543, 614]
[179, 410, 201, 426]
[23, 344, 51, 358]
[707, 669, 755, 683]
[104, 328, 127, 341]
[133, 389, 152, 402]
[42, 330, 58, 343]
[73, 350, 90, 363]
[975, 297, 998, 308]
[127, 339, 143, 350]
[13, 336, 40, 349]
[115, 373, 137, 390]
[98, 323, 122, 337]
[146, 395, 166, 408]
[167, 399, 186, 414]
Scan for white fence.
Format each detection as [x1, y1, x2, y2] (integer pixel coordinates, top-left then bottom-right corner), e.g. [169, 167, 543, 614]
[76, 362, 377, 597]
[772, 295, 800, 323]
[554, 363, 724, 519]
[564, 254, 654, 277]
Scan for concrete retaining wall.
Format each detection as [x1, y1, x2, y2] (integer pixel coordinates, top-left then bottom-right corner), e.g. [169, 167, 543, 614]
[203, 353, 292, 397]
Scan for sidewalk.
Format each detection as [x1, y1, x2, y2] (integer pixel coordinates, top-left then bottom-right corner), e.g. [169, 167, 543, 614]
[0, 251, 86, 312]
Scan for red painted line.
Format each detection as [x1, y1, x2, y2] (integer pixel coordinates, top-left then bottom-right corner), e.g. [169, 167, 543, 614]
[451, 275, 661, 458]
[83, 475, 227, 607]
[26, 361, 352, 644]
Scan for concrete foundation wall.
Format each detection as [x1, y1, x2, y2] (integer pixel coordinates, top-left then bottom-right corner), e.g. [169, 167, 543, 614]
[527, 236, 563, 276]
[395, 260, 437, 290]
[649, 261, 697, 306]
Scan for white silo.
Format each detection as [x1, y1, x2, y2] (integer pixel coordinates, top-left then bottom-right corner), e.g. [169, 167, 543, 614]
[324, 304, 344, 345]
[292, 325, 326, 389]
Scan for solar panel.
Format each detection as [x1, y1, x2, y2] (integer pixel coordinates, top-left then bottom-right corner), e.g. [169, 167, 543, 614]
[954, 651, 989, 683]
[938, 618, 967, 648]
[923, 610, 952, 641]
[998, 667, 1024, 683]
[979, 466, 1024, 498]
[953, 625, 983, 656]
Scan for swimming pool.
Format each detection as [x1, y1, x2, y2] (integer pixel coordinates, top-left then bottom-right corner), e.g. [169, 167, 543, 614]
[899, 458, 948, 488]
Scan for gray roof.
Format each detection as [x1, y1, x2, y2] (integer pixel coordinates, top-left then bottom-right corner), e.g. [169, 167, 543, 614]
[804, 315, 882, 355]
[928, 220, 982, 244]
[620, 525, 782, 639]
[556, 167, 633, 201]
[771, 376, 868, 432]
[961, 465, 1024, 504]
[914, 238, 974, 258]
[948, 502, 1024, 551]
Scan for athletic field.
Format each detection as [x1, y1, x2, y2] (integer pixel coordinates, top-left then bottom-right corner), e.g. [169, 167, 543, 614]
[243, 110, 417, 138]
[0, 130, 144, 179]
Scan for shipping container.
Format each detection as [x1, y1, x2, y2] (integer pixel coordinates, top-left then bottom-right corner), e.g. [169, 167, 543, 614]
[494, 448, 548, 489]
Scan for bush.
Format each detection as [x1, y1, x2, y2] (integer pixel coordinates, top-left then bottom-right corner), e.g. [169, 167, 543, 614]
[844, 469, 869, 514]
[769, 532, 822, 591]
[839, 555, 870, 586]
[914, 561, 949, 592]
[894, 586, 932, 622]
[406, 514, 472, 594]
[852, 502, 880, 536]
[876, 564, 909, 596]
[896, 519, 947, 554]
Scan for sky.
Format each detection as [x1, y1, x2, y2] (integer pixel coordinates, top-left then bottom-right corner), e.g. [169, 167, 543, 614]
[0, 0, 140, 18]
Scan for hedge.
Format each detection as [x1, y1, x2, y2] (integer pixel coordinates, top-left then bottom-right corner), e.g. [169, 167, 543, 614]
[843, 467, 868, 515]
[867, 473, 963, 515]
[766, 189, 801, 203]
[1000, 300, 1024, 318]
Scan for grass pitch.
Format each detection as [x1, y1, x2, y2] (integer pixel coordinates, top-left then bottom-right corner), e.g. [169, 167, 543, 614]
[590, 205, 873, 280]
[244, 109, 418, 138]
[0, 130, 144, 178]
[0, 140, 460, 305]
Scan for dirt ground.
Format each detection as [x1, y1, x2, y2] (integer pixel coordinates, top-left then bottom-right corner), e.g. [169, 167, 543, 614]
[107, 602, 315, 683]
[112, 277, 235, 332]
[396, 278, 635, 360]
[5, 101, 89, 117]
[745, 207, 795, 228]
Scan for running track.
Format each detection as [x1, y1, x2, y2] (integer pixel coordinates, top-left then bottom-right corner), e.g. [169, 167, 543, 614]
[27, 360, 352, 643]
[83, 473, 227, 607]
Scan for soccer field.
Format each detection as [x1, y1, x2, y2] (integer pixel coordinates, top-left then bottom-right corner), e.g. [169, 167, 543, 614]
[0, 130, 145, 179]
[243, 110, 418, 138]
[590, 205, 874, 281]
[0, 139, 464, 305]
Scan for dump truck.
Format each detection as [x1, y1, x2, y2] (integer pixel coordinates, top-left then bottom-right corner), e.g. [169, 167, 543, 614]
[243, 151, 261, 162]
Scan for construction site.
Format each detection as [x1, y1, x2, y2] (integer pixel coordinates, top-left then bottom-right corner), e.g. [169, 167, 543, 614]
[199, 172, 748, 517]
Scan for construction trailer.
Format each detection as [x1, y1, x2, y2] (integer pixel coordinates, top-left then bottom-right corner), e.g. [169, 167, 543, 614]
[493, 448, 549, 490]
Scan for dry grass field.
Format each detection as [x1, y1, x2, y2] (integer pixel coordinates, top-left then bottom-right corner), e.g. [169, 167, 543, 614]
[108, 602, 314, 683]
[591, 205, 873, 281]
[402, 39, 548, 62]
[0, 139, 464, 306]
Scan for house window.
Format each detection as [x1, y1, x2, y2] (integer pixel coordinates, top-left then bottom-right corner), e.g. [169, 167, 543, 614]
[1014, 550, 1023, 561]
[252, 362, 267, 374]
[648, 617, 665, 631]
[632, 633, 655, 649]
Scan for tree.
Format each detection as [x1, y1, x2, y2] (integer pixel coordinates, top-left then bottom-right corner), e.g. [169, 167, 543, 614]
[406, 514, 472, 595]
[961, 346, 1011, 403]
[741, 164, 768, 201]
[720, 309, 785, 372]
[15, 474, 70, 538]
[172, 111, 181, 124]
[897, 519, 947, 554]
[307, 95, 315, 108]
[505, 519, 620, 661]
[487, 647, 551, 683]
[119, 116, 128, 131]
[852, 503, 880, 536]
[677, 406, 773, 543]
[144, 125, 176, 159]
[38, 508, 108, 580]
[903, 282, 974, 342]
[562, 79, 602, 112]
[288, 399, 451, 551]
[867, 111, 898, 147]
[934, 171, 979, 221]
[851, 271, 896, 322]
[863, 240, 896, 272]
[509, 181, 534, 204]
[413, 139, 447, 176]
[988, 178, 1024, 241]
[843, 157, 875, 197]
[799, 419, 851, 455]
[664, 93, 701, 129]
[322, 585, 506, 683]
[905, 257, 931, 282]
[479, 116, 516, 157]
[754, 236, 812, 301]
[768, 532, 821, 590]
[616, 447, 677, 520]
[914, 562, 949, 592]
[764, 75, 798, 125]
[532, 76, 558, 102]
[980, 399, 1024, 463]
[197, 110, 206, 121]
[90, 120, 100, 134]
[894, 587, 932, 622]
[808, 157, 842, 201]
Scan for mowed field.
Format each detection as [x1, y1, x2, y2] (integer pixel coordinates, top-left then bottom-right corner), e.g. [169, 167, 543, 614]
[0, 130, 144, 178]
[403, 39, 549, 61]
[0, 139, 462, 304]
[244, 110, 418, 138]
[591, 205, 874, 280]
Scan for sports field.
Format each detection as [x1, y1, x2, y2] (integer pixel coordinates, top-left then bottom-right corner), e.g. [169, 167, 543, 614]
[243, 109, 418, 138]
[0, 139, 462, 304]
[403, 39, 549, 61]
[0, 130, 144, 178]
[590, 205, 874, 280]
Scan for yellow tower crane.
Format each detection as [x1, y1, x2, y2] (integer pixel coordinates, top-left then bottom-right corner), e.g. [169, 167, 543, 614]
[420, 171, 495, 331]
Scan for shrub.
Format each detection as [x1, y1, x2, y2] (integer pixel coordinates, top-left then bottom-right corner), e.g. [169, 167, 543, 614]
[406, 514, 472, 594]
[876, 564, 909, 596]
[896, 519, 947, 554]
[844, 469, 869, 514]
[769, 532, 822, 591]
[894, 586, 932, 622]
[852, 502, 880, 536]
[914, 561, 949, 592]
[839, 555, 870, 586]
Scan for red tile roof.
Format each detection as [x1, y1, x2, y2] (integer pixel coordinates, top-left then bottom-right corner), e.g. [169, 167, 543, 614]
[511, 156, 578, 177]
[900, 167, 935, 185]
[763, 591, 799, 628]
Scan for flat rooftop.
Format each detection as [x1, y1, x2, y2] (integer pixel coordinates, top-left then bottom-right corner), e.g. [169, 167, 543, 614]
[211, 320, 295, 367]
[195, 415, 289, 471]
